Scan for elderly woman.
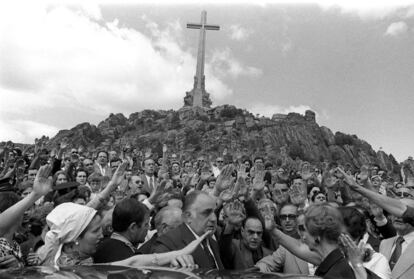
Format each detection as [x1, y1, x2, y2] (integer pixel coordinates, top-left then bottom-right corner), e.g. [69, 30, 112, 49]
[270, 203, 357, 279]
[39, 202, 206, 268]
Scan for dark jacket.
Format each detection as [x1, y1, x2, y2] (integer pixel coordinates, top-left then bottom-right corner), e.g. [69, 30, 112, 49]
[315, 248, 356, 279]
[93, 238, 136, 263]
[152, 223, 224, 269]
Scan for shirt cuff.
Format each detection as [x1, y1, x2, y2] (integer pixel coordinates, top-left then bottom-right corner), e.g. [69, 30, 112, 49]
[142, 199, 154, 211]
[374, 216, 388, 226]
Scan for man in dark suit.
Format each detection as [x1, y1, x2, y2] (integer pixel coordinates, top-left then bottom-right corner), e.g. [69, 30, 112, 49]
[152, 190, 224, 269]
[93, 198, 149, 263]
[137, 206, 183, 254]
[141, 158, 156, 193]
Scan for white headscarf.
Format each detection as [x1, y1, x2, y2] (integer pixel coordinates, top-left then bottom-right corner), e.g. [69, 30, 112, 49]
[39, 203, 97, 267]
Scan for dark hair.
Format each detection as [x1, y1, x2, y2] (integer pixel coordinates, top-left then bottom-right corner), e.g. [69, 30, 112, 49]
[0, 192, 21, 213]
[242, 216, 263, 229]
[75, 168, 87, 177]
[338, 207, 367, 241]
[96, 150, 109, 159]
[311, 191, 326, 202]
[253, 157, 264, 163]
[112, 198, 149, 232]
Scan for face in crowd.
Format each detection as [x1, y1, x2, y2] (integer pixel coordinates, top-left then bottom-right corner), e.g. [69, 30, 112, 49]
[144, 159, 155, 176]
[184, 192, 217, 236]
[241, 217, 263, 251]
[279, 204, 298, 234]
[83, 159, 94, 174]
[97, 152, 108, 166]
[76, 170, 88, 186]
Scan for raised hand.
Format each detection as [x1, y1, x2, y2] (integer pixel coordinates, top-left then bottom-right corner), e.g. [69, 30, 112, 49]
[339, 234, 365, 266]
[223, 200, 246, 227]
[33, 165, 53, 197]
[60, 137, 69, 150]
[237, 165, 249, 180]
[162, 144, 168, 154]
[215, 164, 235, 193]
[148, 180, 168, 204]
[144, 148, 152, 159]
[289, 184, 306, 205]
[335, 167, 358, 189]
[252, 170, 266, 191]
[111, 160, 129, 185]
[300, 162, 313, 181]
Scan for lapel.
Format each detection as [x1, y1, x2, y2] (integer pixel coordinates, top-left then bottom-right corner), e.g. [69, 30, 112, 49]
[392, 239, 414, 279]
[208, 236, 224, 269]
[141, 174, 151, 193]
[180, 225, 223, 269]
[294, 254, 309, 274]
[381, 236, 396, 261]
[179, 224, 210, 268]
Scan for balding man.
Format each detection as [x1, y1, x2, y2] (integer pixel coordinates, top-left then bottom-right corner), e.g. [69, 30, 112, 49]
[152, 190, 224, 269]
[137, 206, 182, 254]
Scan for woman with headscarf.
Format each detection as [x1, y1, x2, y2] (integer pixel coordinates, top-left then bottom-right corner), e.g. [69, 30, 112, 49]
[39, 202, 207, 268]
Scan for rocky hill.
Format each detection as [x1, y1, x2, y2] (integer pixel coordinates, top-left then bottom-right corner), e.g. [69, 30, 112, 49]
[44, 105, 399, 174]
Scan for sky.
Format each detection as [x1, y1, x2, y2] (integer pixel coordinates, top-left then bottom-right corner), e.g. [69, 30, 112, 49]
[1, 0, 414, 162]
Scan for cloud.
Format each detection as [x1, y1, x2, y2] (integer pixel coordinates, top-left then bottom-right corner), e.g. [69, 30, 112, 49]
[0, 119, 59, 144]
[384, 21, 408, 36]
[210, 48, 263, 79]
[0, 3, 233, 143]
[229, 24, 252, 41]
[248, 104, 316, 118]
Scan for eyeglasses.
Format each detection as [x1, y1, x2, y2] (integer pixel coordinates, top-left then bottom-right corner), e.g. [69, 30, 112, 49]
[134, 180, 144, 184]
[397, 192, 413, 198]
[280, 214, 298, 220]
[298, 224, 305, 232]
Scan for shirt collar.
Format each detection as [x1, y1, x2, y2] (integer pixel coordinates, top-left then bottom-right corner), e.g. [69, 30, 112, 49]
[111, 232, 136, 251]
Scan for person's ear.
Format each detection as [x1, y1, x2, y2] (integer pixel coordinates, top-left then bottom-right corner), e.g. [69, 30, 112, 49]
[182, 211, 191, 222]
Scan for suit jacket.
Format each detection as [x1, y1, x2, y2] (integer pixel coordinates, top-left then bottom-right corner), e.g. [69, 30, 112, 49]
[141, 174, 155, 194]
[93, 238, 135, 263]
[315, 248, 356, 279]
[256, 246, 310, 275]
[152, 223, 224, 269]
[380, 235, 414, 279]
[93, 163, 112, 178]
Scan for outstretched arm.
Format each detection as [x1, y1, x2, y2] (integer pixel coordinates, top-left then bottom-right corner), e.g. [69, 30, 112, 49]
[112, 230, 212, 267]
[337, 168, 407, 216]
[0, 165, 52, 237]
[271, 228, 321, 265]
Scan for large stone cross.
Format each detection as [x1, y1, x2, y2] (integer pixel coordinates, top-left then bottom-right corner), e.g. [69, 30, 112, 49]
[185, 11, 219, 108]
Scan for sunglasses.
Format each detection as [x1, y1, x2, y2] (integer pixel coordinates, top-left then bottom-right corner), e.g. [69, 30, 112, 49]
[216, 160, 224, 163]
[280, 214, 298, 220]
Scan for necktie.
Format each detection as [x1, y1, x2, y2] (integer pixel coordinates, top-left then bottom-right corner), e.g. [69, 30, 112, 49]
[202, 239, 217, 269]
[149, 177, 154, 191]
[389, 236, 404, 270]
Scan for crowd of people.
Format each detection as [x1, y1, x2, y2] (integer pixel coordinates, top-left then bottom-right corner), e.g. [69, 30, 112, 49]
[0, 139, 414, 279]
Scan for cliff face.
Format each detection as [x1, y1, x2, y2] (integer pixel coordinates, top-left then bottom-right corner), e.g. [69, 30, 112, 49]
[47, 105, 400, 173]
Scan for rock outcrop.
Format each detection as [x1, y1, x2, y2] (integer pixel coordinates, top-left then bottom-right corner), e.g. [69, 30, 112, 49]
[44, 105, 400, 174]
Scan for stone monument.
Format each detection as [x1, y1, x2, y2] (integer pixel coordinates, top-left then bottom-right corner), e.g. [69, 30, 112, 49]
[184, 11, 219, 108]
